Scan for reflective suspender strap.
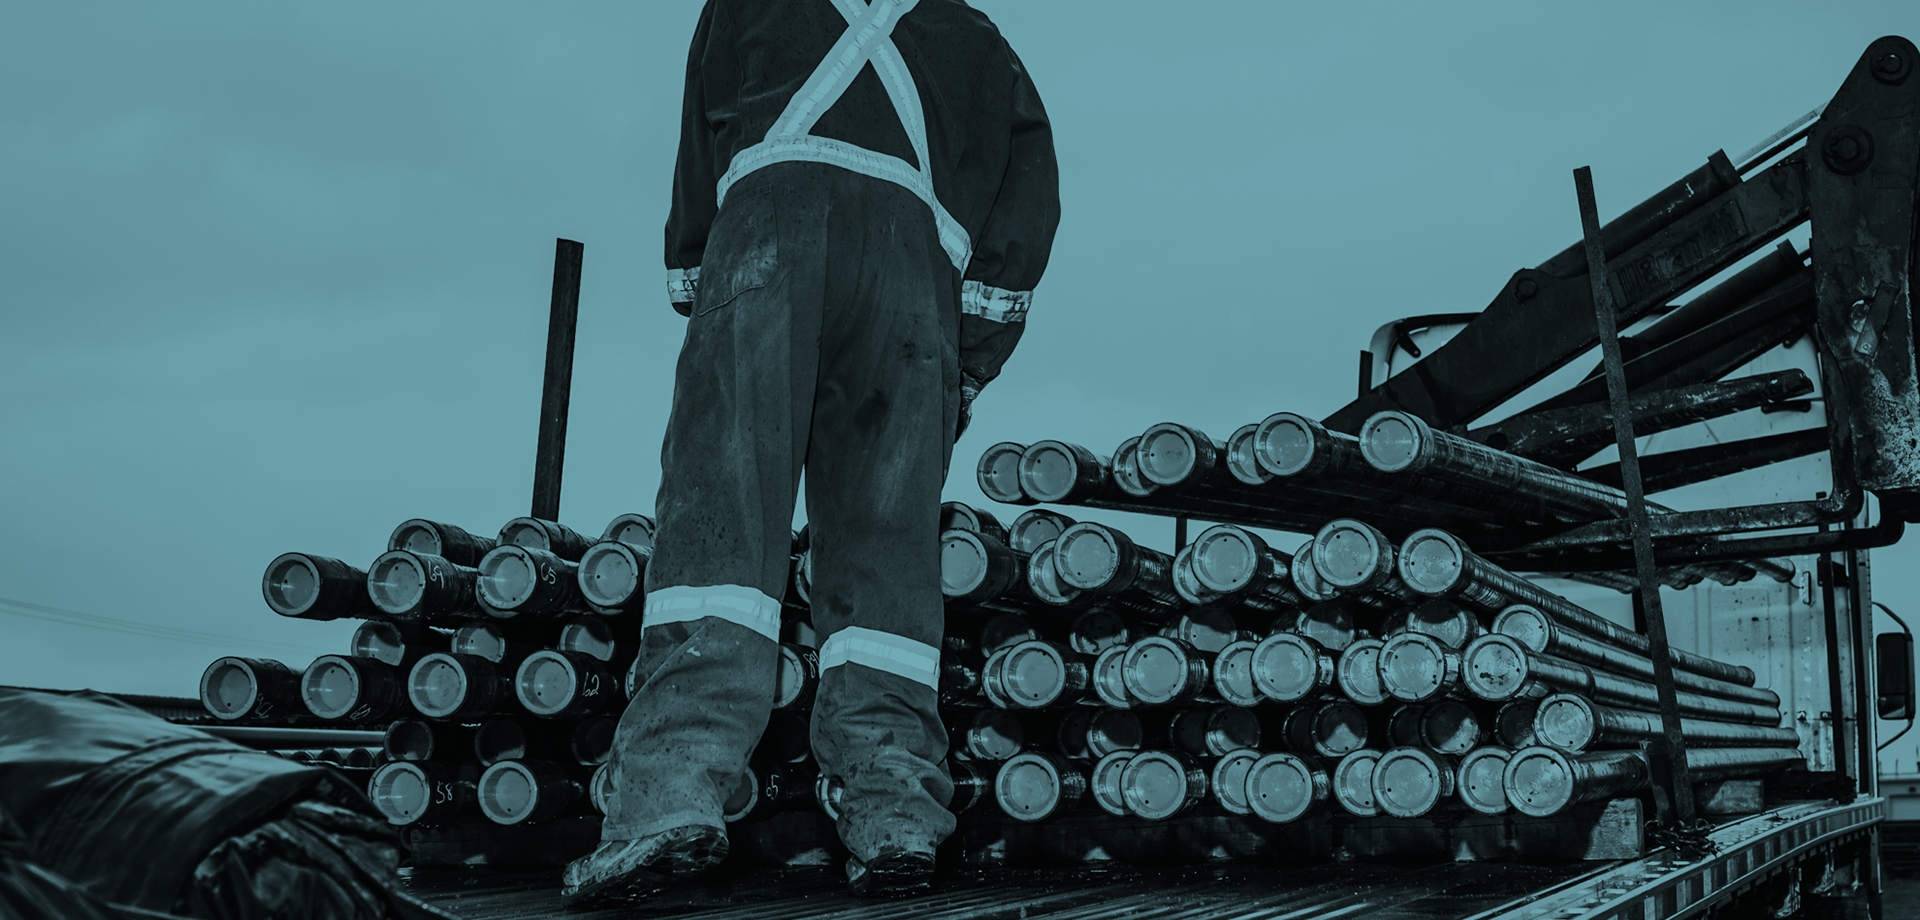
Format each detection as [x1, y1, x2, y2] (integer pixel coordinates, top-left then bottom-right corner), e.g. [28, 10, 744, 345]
[818, 626, 941, 691]
[716, 0, 973, 273]
[643, 584, 782, 643]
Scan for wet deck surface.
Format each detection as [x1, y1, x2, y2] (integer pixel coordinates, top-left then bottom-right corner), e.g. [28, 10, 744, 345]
[405, 859, 1611, 920]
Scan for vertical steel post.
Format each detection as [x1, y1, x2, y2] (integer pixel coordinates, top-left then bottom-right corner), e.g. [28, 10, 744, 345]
[532, 239, 585, 522]
[1575, 167, 1697, 827]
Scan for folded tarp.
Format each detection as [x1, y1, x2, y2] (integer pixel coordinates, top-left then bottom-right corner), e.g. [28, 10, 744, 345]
[0, 688, 453, 920]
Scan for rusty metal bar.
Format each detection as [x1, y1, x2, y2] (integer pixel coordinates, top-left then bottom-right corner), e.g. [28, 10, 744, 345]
[532, 239, 584, 522]
[1469, 369, 1813, 468]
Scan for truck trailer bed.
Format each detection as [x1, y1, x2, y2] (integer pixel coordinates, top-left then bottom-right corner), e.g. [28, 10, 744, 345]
[403, 799, 1882, 920]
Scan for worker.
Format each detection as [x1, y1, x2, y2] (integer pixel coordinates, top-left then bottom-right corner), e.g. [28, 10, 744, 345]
[562, 0, 1058, 906]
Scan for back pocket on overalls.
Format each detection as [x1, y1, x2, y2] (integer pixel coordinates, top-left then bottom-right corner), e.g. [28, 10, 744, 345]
[695, 184, 780, 316]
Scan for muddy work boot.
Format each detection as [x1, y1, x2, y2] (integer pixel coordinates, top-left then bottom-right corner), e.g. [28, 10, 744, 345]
[560, 824, 728, 909]
[845, 846, 936, 897]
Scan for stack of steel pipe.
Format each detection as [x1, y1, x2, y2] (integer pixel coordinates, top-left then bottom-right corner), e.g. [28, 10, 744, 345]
[981, 412, 1783, 589]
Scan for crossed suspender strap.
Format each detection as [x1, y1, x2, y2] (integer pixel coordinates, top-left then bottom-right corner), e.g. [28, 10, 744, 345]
[715, 0, 973, 273]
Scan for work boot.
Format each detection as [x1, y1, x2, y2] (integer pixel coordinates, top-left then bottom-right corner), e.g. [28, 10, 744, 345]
[559, 824, 728, 909]
[845, 846, 936, 897]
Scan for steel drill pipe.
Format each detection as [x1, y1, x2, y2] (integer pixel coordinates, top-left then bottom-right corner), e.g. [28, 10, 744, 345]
[472, 718, 576, 766]
[1379, 599, 1483, 650]
[1532, 693, 1802, 752]
[1312, 519, 1420, 603]
[1372, 747, 1460, 818]
[366, 550, 481, 622]
[407, 652, 514, 720]
[1025, 540, 1108, 613]
[1283, 700, 1371, 758]
[1164, 606, 1245, 654]
[1386, 704, 1430, 748]
[1495, 699, 1541, 748]
[449, 622, 546, 665]
[576, 540, 650, 614]
[949, 707, 1026, 761]
[369, 761, 475, 827]
[1184, 525, 1309, 611]
[1360, 410, 1652, 523]
[724, 763, 822, 824]
[1121, 750, 1210, 820]
[1337, 639, 1390, 706]
[1046, 707, 1147, 760]
[1019, 441, 1136, 505]
[978, 441, 1039, 505]
[1492, 606, 1781, 708]
[1223, 423, 1272, 486]
[995, 752, 1089, 822]
[941, 528, 1038, 610]
[1054, 522, 1183, 613]
[941, 501, 1010, 545]
[389, 519, 496, 568]
[1332, 749, 1386, 817]
[1504, 746, 1803, 817]
[1453, 747, 1513, 816]
[200, 657, 303, 722]
[1008, 509, 1076, 554]
[1123, 637, 1216, 707]
[774, 643, 819, 712]
[599, 512, 657, 550]
[1419, 700, 1487, 755]
[1461, 635, 1782, 724]
[300, 655, 404, 722]
[1397, 528, 1758, 688]
[1250, 632, 1337, 703]
[1211, 749, 1264, 817]
[477, 759, 587, 826]
[1245, 752, 1331, 824]
[1276, 602, 1362, 652]
[350, 620, 450, 669]
[383, 720, 471, 763]
[476, 544, 590, 619]
[263, 553, 378, 621]
[1092, 645, 1133, 709]
[1169, 705, 1264, 757]
[1253, 412, 1521, 524]
[1068, 609, 1130, 656]
[515, 650, 619, 719]
[1211, 639, 1263, 707]
[557, 615, 637, 666]
[988, 641, 1092, 710]
[1137, 421, 1491, 528]
[1087, 753, 1136, 817]
[1379, 633, 1466, 703]
[496, 517, 594, 562]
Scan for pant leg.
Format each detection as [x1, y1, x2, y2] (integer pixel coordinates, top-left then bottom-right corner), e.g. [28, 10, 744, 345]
[603, 169, 829, 843]
[805, 171, 964, 861]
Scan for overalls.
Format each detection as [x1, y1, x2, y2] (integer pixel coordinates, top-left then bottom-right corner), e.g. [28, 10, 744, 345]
[604, 0, 965, 862]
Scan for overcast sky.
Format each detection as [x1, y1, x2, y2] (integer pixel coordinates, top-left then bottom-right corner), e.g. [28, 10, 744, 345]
[4, 2, 1919, 702]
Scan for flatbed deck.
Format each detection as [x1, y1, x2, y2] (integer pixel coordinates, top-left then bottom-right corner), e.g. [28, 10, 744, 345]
[405, 860, 1605, 920]
[403, 799, 1884, 920]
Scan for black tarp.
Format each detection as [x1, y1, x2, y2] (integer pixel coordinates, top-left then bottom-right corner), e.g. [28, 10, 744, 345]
[0, 688, 454, 920]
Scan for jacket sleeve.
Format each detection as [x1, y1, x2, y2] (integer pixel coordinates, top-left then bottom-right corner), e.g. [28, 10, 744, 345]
[663, 1, 720, 316]
[958, 42, 1060, 396]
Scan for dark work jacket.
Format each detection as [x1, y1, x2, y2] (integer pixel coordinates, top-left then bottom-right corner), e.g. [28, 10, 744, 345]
[666, 0, 1061, 393]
